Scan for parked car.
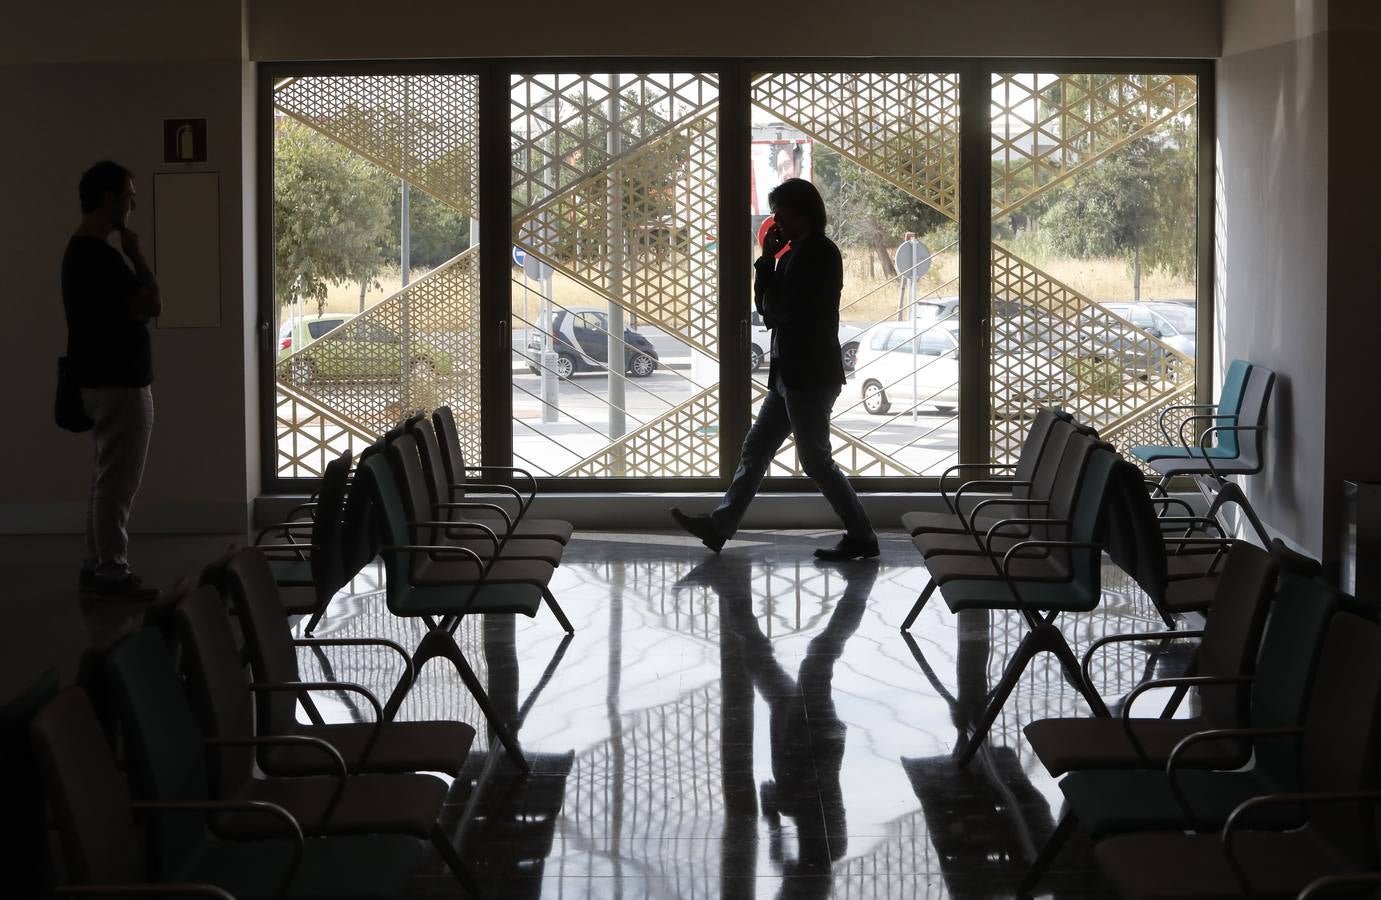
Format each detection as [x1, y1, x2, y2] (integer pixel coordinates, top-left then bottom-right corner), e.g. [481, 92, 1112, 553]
[1100, 300, 1196, 357]
[851, 321, 960, 416]
[526, 307, 659, 380]
[749, 309, 864, 372]
[277, 313, 455, 383]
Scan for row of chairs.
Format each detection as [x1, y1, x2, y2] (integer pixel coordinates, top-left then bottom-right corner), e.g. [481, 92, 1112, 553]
[27, 552, 493, 898]
[256, 406, 576, 772]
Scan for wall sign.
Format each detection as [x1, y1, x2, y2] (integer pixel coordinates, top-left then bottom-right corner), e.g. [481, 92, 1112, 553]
[163, 118, 207, 163]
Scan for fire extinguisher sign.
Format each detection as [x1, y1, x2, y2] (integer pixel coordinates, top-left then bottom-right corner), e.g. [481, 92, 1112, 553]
[163, 119, 207, 164]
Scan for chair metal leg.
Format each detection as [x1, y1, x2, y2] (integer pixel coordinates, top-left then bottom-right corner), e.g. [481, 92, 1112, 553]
[431, 823, 489, 899]
[542, 586, 575, 634]
[1017, 811, 1079, 898]
[902, 580, 936, 631]
[412, 627, 530, 774]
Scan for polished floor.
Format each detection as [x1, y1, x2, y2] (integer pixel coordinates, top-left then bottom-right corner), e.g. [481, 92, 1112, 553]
[3, 530, 1195, 898]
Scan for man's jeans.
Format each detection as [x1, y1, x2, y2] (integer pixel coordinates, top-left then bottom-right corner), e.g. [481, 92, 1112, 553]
[81, 386, 154, 579]
[711, 382, 874, 541]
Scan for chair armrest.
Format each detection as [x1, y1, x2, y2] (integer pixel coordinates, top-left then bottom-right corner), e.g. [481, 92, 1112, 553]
[131, 800, 301, 897]
[1158, 402, 1220, 446]
[1081, 629, 1204, 690]
[1298, 873, 1381, 899]
[292, 637, 415, 688]
[204, 735, 347, 823]
[940, 463, 1017, 512]
[379, 544, 484, 575]
[1000, 540, 1103, 604]
[1223, 790, 1381, 894]
[55, 885, 238, 899]
[1149, 495, 1197, 517]
[954, 479, 1032, 515]
[464, 464, 538, 504]
[249, 681, 384, 768]
[1122, 675, 1253, 765]
[968, 495, 1050, 525]
[435, 500, 515, 535]
[1177, 412, 1240, 454]
[409, 519, 498, 560]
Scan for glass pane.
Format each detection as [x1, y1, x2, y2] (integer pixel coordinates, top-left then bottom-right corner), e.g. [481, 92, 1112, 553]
[990, 73, 1199, 465]
[270, 74, 481, 478]
[510, 72, 721, 478]
[750, 72, 962, 478]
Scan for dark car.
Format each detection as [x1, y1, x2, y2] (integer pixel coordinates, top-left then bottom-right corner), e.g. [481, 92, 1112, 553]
[527, 307, 660, 380]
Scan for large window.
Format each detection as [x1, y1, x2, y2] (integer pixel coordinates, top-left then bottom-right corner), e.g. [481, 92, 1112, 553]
[262, 63, 1208, 490]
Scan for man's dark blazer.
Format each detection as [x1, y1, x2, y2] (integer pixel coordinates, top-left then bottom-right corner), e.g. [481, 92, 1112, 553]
[754, 232, 847, 390]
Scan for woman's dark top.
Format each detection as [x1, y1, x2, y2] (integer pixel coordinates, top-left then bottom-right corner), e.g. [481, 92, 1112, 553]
[753, 231, 846, 390]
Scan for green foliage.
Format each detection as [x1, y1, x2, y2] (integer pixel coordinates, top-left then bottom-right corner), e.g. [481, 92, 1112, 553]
[274, 120, 393, 313]
[1024, 114, 1198, 295]
[813, 145, 951, 275]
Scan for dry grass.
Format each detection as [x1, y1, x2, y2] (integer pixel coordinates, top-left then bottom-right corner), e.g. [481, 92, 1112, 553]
[288, 247, 1196, 330]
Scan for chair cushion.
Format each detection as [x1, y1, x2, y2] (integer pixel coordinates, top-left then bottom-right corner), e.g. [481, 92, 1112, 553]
[178, 832, 428, 899]
[1060, 769, 1296, 838]
[1095, 828, 1357, 900]
[901, 510, 967, 536]
[1165, 552, 1223, 581]
[1131, 444, 1239, 463]
[1149, 455, 1260, 478]
[264, 556, 314, 587]
[466, 513, 573, 545]
[258, 720, 475, 778]
[443, 534, 564, 566]
[231, 772, 448, 838]
[414, 556, 554, 586]
[937, 576, 1099, 614]
[1023, 716, 1248, 776]
[922, 544, 1072, 585]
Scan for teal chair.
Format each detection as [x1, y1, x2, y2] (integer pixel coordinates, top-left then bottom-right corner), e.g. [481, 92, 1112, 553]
[1131, 358, 1252, 463]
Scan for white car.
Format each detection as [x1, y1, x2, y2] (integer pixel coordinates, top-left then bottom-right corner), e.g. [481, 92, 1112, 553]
[851, 321, 960, 416]
[748, 309, 865, 373]
[1100, 301, 1196, 358]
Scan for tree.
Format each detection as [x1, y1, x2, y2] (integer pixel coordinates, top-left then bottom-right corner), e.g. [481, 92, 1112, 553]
[1035, 119, 1197, 300]
[813, 145, 952, 277]
[274, 119, 393, 314]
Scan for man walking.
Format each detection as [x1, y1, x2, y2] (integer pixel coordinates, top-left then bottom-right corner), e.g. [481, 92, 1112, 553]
[64, 161, 161, 598]
[672, 179, 878, 561]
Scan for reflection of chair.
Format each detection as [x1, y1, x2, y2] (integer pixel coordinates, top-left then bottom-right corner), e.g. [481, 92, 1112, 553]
[1093, 614, 1381, 899]
[31, 686, 428, 900]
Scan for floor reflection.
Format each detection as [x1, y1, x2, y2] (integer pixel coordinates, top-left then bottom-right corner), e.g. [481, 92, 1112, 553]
[294, 531, 1174, 898]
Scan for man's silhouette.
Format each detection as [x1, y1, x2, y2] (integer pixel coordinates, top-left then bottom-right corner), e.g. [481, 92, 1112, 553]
[63, 161, 162, 599]
[672, 179, 878, 561]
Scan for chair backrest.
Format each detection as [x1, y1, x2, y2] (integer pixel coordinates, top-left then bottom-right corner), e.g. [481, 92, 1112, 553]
[1249, 574, 1346, 785]
[360, 453, 417, 604]
[220, 547, 306, 735]
[309, 451, 352, 599]
[1010, 408, 1073, 500]
[387, 433, 442, 546]
[432, 405, 470, 495]
[104, 628, 213, 871]
[1066, 443, 1120, 584]
[1186, 542, 1278, 726]
[1212, 359, 1253, 456]
[1231, 364, 1275, 470]
[2, 669, 58, 896]
[1045, 428, 1104, 525]
[408, 416, 455, 518]
[175, 586, 257, 798]
[29, 687, 144, 886]
[1300, 614, 1381, 866]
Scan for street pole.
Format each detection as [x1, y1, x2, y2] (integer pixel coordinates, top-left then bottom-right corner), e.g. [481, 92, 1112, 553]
[606, 74, 627, 474]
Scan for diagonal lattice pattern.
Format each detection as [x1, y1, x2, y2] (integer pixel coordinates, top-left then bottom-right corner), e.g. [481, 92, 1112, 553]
[991, 72, 1198, 216]
[989, 245, 1194, 465]
[561, 385, 719, 478]
[757, 381, 922, 478]
[277, 249, 483, 469]
[274, 388, 375, 479]
[274, 74, 479, 216]
[515, 113, 720, 358]
[752, 72, 962, 220]
[510, 72, 719, 214]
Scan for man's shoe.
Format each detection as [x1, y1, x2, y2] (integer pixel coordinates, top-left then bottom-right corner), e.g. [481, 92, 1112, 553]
[814, 535, 880, 561]
[90, 574, 161, 601]
[670, 507, 726, 553]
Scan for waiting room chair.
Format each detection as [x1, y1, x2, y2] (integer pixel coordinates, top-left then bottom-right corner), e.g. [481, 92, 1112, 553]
[1093, 613, 1381, 898]
[30, 685, 427, 899]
